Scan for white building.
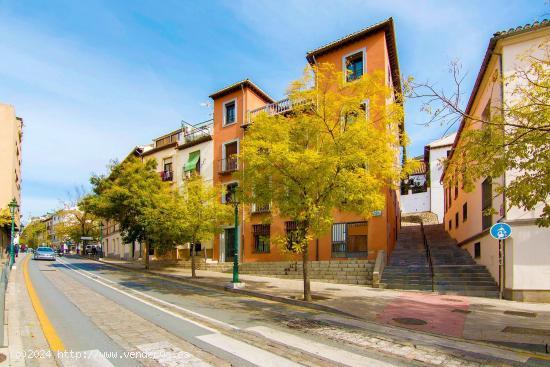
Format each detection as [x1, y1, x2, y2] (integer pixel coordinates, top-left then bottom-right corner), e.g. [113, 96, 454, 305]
[400, 133, 456, 222]
[444, 20, 550, 302]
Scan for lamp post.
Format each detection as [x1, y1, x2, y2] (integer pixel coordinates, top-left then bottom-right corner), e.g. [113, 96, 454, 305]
[99, 222, 104, 258]
[8, 198, 19, 269]
[232, 200, 239, 284]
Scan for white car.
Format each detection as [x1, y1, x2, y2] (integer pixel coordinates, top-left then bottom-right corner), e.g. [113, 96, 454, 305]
[34, 247, 56, 261]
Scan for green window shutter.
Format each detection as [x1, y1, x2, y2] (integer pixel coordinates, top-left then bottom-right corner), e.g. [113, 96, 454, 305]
[184, 150, 200, 172]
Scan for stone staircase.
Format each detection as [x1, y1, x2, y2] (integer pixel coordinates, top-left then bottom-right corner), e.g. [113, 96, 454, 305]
[381, 221, 499, 298]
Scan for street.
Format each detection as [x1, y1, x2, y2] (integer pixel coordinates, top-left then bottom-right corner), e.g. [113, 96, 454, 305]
[16, 254, 419, 367]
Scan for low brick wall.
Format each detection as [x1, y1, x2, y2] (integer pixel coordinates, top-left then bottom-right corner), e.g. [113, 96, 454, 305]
[142, 258, 374, 286]
[238, 260, 374, 285]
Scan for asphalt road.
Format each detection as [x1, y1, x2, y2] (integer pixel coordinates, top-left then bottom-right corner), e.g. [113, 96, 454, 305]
[24, 254, 418, 367]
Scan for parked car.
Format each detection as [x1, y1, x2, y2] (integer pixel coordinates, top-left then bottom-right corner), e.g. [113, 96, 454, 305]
[34, 247, 56, 261]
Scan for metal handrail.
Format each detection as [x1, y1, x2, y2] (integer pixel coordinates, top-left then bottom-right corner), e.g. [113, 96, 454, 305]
[420, 222, 435, 292]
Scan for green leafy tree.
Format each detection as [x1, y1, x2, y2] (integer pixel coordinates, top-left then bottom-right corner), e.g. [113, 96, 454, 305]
[87, 157, 173, 269]
[174, 175, 233, 278]
[409, 40, 550, 226]
[20, 219, 47, 248]
[240, 63, 407, 301]
[53, 206, 100, 247]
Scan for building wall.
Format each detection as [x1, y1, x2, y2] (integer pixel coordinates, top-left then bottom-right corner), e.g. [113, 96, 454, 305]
[401, 189, 430, 213]
[428, 144, 452, 222]
[444, 27, 550, 298]
[175, 139, 214, 185]
[0, 103, 23, 226]
[211, 27, 399, 263]
[212, 87, 272, 262]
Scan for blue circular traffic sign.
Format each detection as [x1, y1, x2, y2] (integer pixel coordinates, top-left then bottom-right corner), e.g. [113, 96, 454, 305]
[490, 223, 512, 240]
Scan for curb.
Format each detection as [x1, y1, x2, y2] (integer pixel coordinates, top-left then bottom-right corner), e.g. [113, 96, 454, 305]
[90, 257, 359, 319]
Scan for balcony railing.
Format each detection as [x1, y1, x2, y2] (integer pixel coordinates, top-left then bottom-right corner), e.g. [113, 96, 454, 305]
[181, 123, 213, 145]
[160, 170, 173, 181]
[247, 98, 309, 124]
[251, 203, 271, 214]
[219, 157, 238, 174]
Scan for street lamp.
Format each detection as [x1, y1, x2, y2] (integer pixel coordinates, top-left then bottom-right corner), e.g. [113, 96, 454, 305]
[232, 199, 239, 284]
[226, 193, 244, 289]
[8, 198, 19, 269]
[99, 221, 104, 258]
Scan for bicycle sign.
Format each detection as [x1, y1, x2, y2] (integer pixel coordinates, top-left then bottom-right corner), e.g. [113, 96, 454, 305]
[490, 223, 512, 240]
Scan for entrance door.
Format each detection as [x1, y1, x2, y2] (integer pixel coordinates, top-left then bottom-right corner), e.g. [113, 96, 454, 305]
[224, 228, 235, 262]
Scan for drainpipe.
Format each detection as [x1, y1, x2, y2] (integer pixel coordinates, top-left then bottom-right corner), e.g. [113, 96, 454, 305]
[493, 50, 507, 297]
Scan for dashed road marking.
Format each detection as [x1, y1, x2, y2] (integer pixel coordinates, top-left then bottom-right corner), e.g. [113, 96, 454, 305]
[137, 341, 211, 367]
[196, 333, 302, 367]
[247, 325, 396, 367]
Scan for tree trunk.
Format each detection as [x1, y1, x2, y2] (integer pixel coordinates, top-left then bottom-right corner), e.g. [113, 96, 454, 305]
[191, 238, 196, 278]
[302, 242, 311, 302]
[144, 242, 150, 270]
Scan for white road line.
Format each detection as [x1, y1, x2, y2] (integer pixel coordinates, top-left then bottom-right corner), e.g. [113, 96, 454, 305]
[59, 349, 114, 367]
[137, 341, 211, 367]
[57, 257, 239, 331]
[196, 333, 302, 367]
[247, 326, 398, 367]
[55, 258, 220, 334]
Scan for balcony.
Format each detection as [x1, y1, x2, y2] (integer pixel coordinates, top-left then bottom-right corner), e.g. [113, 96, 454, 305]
[180, 123, 213, 145]
[160, 170, 173, 182]
[251, 203, 271, 214]
[219, 157, 238, 174]
[246, 98, 309, 124]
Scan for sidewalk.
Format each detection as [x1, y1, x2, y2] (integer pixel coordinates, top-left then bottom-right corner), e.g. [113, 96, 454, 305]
[97, 257, 550, 355]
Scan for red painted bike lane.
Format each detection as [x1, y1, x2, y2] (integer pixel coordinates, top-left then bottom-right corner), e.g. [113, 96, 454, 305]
[377, 292, 470, 337]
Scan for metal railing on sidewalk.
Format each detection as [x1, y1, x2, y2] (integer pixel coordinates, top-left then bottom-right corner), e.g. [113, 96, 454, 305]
[420, 222, 435, 292]
[0, 260, 11, 346]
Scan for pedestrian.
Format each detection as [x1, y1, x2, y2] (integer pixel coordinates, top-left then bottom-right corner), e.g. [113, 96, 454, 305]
[14, 244, 19, 258]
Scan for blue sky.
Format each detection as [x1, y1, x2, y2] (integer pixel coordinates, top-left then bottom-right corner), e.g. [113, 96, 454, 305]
[0, 0, 547, 220]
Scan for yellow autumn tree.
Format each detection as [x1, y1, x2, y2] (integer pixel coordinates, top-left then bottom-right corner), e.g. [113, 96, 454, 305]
[241, 63, 410, 301]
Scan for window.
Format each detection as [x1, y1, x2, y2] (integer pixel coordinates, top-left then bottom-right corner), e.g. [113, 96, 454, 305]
[253, 224, 270, 253]
[223, 182, 238, 204]
[161, 157, 173, 181]
[190, 242, 201, 253]
[344, 50, 365, 82]
[455, 212, 459, 229]
[221, 140, 238, 173]
[449, 220, 452, 230]
[454, 185, 459, 199]
[474, 242, 481, 259]
[285, 221, 301, 252]
[184, 150, 201, 176]
[223, 100, 236, 126]
[463, 202, 468, 222]
[331, 222, 368, 258]
[481, 177, 492, 230]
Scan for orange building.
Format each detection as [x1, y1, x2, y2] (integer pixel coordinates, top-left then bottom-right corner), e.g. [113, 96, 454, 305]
[210, 18, 402, 263]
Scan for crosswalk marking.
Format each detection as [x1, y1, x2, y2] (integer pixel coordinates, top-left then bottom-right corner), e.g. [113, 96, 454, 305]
[247, 325, 398, 367]
[59, 349, 114, 367]
[196, 333, 302, 367]
[137, 341, 211, 367]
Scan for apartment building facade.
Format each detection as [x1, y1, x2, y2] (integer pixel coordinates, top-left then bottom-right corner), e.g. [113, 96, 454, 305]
[210, 18, 402, 263]
[0, 103, 23, 253]
[101, 122, 215, 261]
[443, 21, 550, 302]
